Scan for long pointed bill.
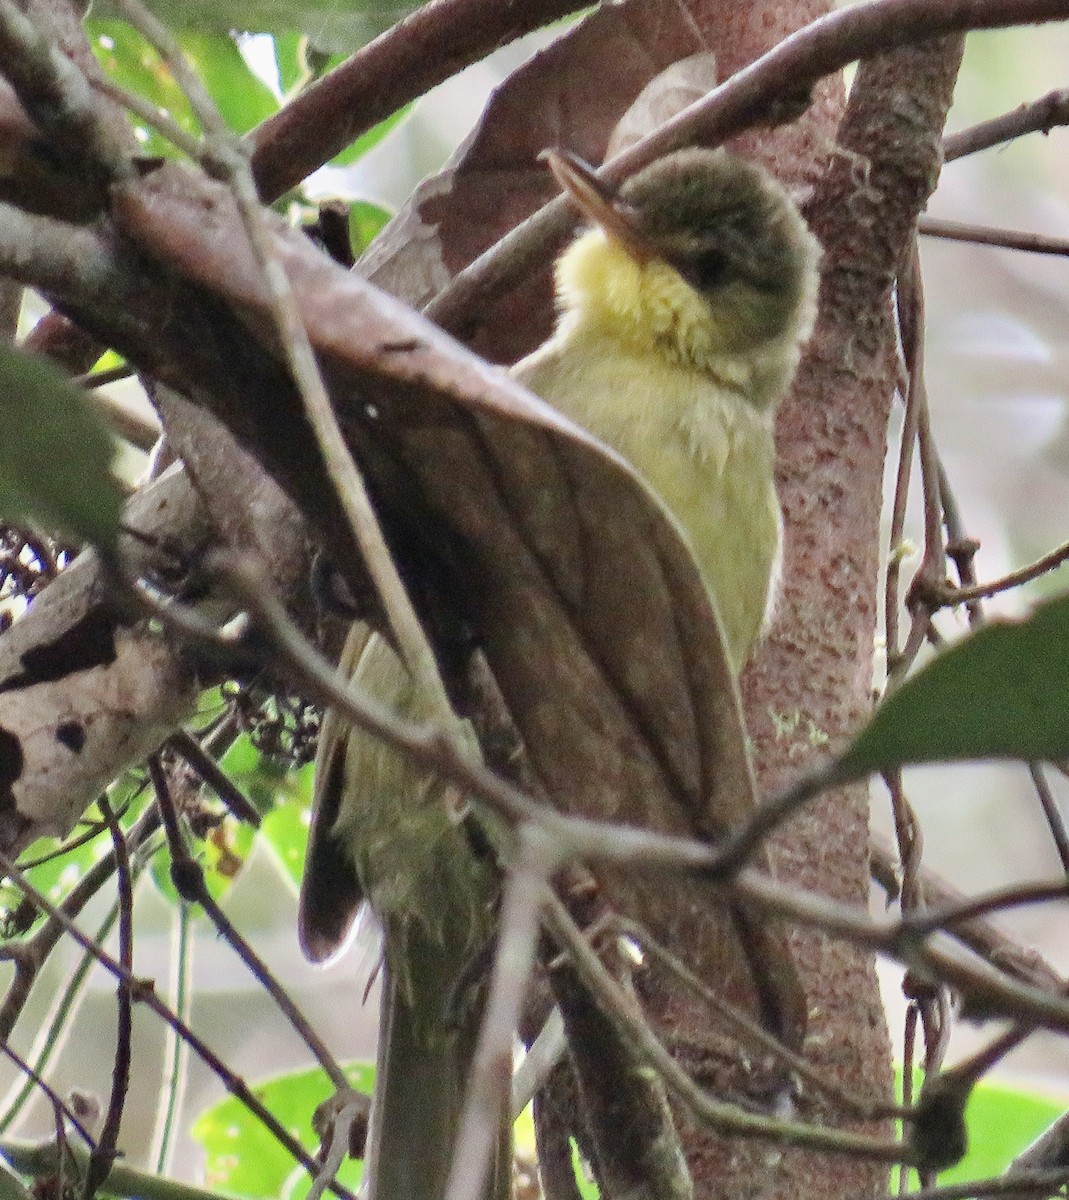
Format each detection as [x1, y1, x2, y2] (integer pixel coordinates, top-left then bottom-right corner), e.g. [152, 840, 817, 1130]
[542, 148, 657, 265]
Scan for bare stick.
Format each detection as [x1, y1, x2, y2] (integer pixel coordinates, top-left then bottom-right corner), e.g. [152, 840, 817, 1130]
[944, 87, 1069, 160]
[539, 891, 909, 1163]
[919, 214, 1069, 257]
[82, 798, 135, 1199]
[0, 850, 355, 1199]
[426, 0, 1069, 338]
[445, 826, 559, 1200]
[249, 0, 590, 201]
[148, 757, 355, 1093]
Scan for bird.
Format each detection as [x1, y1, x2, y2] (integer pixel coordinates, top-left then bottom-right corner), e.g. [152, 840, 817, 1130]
[298, 145, 821, 1200]
[521, 147, 819, 672]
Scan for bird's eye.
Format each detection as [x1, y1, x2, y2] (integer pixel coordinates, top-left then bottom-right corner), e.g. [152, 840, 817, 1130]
[681, 246, 731, 292]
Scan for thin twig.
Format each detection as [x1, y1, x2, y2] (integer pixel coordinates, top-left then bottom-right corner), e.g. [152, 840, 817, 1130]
[892, 1165, 1069, 1200]
[148, 757, 351, 1093]
[13, 819, 112, 870]
[903, 241, 948, 675]
[88, 70, 203, 161]
[938, 1025, 1041, 1107]
[869, 836, 1064, 992]
[734, 870, 1069, 1037]
[0, 1042, 97, 1149]
[83, 797, 135, 1199]
[919, 214, 1069, 257]
[445, 825, 559, 1200]
[539, 890, 910, 1163]
[0, 896, 122, 1137]
[1028, 763, 1069, 877]
[936, 454, 984, 626]
[511, 1006, 566, 1118]
[166, 730, 262, 828]
[944, 87, 1069, 160]
[883, 771, 924, 912]
[901, 1002, 919, 1198]
[611, 917, 909, 1122]
[150, 901, 190, 1175]
[0, 800, 161, 1042]
[0, 851, 354, 1200]
[1006, 1104, 1069, 1193]
[925, 538, 1069, 608]
[701, 759, 841, 875]
[904, 877, 1069, 940]
[886, 241, 925, 679]
[0, 1136, 259, 1200]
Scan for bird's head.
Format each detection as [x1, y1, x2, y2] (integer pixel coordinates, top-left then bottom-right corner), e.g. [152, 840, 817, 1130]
[545, 147, 820, 398]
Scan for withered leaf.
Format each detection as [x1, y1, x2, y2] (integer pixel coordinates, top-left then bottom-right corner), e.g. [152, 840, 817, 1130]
[365, 1, 737, 362]
[107, 159, 806, 1037]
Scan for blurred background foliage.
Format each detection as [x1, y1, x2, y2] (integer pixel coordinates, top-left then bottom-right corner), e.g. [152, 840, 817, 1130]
[883, 22, 1069, 1092]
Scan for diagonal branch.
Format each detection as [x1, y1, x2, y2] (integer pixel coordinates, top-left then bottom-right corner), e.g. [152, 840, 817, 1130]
[249, 0, 592, 201]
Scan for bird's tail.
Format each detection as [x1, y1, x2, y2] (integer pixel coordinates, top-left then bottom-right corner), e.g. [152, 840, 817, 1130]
[363, 961, 511, 1200]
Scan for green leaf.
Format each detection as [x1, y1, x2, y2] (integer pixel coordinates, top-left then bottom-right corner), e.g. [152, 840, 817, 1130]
[94, 0, 423, 51]
[261, 796, 312, 889]
[893, 1072, 1063, 1190]
[90, 21, 278, 155]
[838, 594, 1069, 779]
[331, 105, 410, 166]
[348, 200, 392, 255]
[193, 1062, 372, 1195]
[178, 31, 279, 133]
[0, 345, 123, 548]
[273, 33, 307, 95]
[941, 1081, 1062, 1183]
[88, 19, 200, 157]
[217, 729, 261, 778]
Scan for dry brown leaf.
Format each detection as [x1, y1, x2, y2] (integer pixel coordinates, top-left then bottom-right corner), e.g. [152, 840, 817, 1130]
[108, 160, 805, 1039]
[605, 51, 720, 158]
[364, 0, 822, 364]
[364, 0, 722, 361]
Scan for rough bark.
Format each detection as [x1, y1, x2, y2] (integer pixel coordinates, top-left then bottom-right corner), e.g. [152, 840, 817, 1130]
[737, 34, 968, 1200]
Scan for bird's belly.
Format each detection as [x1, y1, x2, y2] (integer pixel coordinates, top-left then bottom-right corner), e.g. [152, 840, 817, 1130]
[628, 405, 780, 672]
[521, 346, 781, 671]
